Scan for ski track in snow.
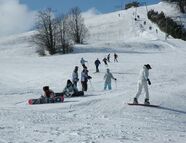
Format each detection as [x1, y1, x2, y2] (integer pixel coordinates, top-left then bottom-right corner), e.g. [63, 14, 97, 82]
[0, 2, 186, 143]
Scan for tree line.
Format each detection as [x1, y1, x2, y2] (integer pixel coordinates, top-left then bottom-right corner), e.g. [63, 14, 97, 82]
[148, 10, 186, 40]
[32, 7, 88, 56]
[162, 0, 186, 13]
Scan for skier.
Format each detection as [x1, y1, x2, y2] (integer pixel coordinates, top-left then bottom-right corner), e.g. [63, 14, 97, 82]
[104, 68, 117, 90]
[41, 86, 55, 100]
[81, 68, 92, 91]
[107, 54, 110, 62]
[72, 66, 79, 87]
[114, 53, 118, 62]
[80, 57, 88, 69]
[133, 64, 152, 105]
[63, 80, 79, 97]
[94, 58, 101, 72]
[103, 57, 108, 65]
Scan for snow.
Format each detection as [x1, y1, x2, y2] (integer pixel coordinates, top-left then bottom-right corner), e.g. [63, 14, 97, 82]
[0, 2, 186, 143]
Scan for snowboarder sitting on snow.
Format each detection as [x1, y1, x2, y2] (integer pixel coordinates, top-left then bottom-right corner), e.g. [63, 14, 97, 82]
[95, 58, 101, 72]
[63, 80, 79, 97]
[61, 80, 84, 98]
[104, 68, 117, 90]
[133, 64, 152, 105]
[81, 68, 92, 91]
[72, 66, 79, 87]
[42, 86, 55, 98]
[80, 57, 88, 69]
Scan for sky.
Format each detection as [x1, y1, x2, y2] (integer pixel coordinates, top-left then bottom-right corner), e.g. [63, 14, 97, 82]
[19, 0, 160, 13]
[0, 0, 160, 37]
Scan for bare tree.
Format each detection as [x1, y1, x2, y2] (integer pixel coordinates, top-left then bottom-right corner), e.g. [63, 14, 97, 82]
[66, 7, 88, 44]
[32, 8, 58, 55]
[55, 15, 73, 54]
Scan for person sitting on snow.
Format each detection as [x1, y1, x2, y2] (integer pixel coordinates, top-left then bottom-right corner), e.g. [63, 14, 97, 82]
[42, 86, 55, 98]
[63, 80, 78, 97]
[133, 64, 152, 105]
[104, 68, 116, 90]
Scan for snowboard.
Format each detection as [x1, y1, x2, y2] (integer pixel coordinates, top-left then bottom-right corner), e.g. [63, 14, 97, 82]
[128, 103, 159, 107]
[65, 91, 84, 98]
[28, 95, 64, 105]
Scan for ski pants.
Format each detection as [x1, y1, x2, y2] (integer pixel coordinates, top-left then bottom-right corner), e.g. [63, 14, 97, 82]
[135, 80, 149, 99]
[104, 82, 111, 90]
[81, 81, 88, 91]
[96, 65, 99, 72]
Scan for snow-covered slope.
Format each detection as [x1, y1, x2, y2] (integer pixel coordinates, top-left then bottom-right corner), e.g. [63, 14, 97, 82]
[0, 2, 186, 143]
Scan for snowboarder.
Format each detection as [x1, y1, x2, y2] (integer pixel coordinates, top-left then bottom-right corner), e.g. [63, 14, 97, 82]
[80, 57, 88, 69]
[104, 68, 117, 90]
[94, 58, 101, 72]
[114, 53, 118, 62]
[107, 54, 110, 62]
[81, 68, 92, 91]
[63, 80, 79, 97]
[42, 86, 55, 98]
[103, 57, 108, 65]
[133, 64, 152, 105]
[72, 66, 79, 87]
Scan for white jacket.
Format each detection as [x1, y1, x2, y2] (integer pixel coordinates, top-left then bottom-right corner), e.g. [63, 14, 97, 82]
[138, 66, 149, 82]
[81, 71, 88, 82]
[80, 58, 87, 65]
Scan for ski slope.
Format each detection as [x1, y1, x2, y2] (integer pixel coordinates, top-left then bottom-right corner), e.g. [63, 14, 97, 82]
[0, 2, 186, 143]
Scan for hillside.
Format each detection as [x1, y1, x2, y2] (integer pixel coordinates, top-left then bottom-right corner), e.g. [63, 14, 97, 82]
[0, 2, 186, 143]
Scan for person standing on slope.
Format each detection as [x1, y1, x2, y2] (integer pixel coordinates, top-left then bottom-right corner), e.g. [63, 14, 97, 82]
[81, 68, 92, 91]
[72, 66, 79, 87]
[133, 64, 152, 105]
[104, 68, 117, 90]
[107, 54, 110, 62]
[114, 53, 118, 62]
[103, 57, 108, 66]
[80, 57, 88, 69]
[94, 58, 101, 72]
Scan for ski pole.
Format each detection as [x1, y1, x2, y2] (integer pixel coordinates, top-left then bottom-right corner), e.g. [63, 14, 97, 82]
[115, 80, 117, 89]
[89, 79, 94, 91]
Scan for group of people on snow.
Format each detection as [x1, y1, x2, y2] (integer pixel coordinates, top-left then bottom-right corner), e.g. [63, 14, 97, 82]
[41, 53, 152, 105]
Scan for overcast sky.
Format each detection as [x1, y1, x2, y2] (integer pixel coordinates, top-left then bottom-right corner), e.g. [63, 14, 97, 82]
[0, 0, 160, 37]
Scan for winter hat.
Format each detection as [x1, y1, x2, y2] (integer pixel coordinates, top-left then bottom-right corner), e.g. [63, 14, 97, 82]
[67, 79, 72, 85]
[107, 68, 110, 72]
[145, 64, 152, 69]
[43, 86, 49, 91]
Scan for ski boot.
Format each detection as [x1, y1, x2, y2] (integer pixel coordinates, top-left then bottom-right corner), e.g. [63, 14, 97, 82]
[144, 98, 150, 105]
[133, 98, 138, 104]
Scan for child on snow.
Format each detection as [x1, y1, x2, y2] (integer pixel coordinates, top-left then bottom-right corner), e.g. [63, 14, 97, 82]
[104, 68, 117, 90]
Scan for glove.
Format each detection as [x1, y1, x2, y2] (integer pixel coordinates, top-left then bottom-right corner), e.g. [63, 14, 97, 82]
[147, 79, 151, 85]
[115, 78, 117, 81]
[88, 76, 92, 79]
